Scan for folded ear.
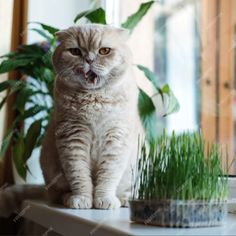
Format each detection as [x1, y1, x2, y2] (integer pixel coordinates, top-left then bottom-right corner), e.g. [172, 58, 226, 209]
[55, 26, 79, 42]
[55, 30, 68, 42]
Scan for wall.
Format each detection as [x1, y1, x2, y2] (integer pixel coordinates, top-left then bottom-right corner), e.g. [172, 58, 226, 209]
[28, 0, 91, 43]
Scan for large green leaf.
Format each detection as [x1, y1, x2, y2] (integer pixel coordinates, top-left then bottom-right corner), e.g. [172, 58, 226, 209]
[40, 23, 59, 35]
[138, 89, 156, 140]
[0, 45, 45, 69]
[0, 129, 13, 160]
[30, 22, 59, 35]
[42, 54, 53, 69]
[15, 87, 35, 114]
[35, 133, 45, 148]
[161, 88, 180, 117]
[0, 80, 26, 112]
[17, 44, 46, 59]
[12, 135, 27, 179]
[0, 51, 16, 59]
[23, 105, 48, 120]
[0, 95, 7, 110]
[74, 9, 93, 23]
[74, 8, 106, 24]
[24, 66, 52, 82]
[23, 120, 42, 162]
[42, 68, 54, 83]
[0, 80, 25, 92]
[137, 64, 180, 116]
[137, 64, 161, 91]
[0, 81, 11, 92]
[121, 1, 155, 32]
[0, 59, 32, 74]
[161, 84, 170, 93]
[0, 45, 46, 75]
[14, 105, 48, 124]
[30, 28, 53, 41]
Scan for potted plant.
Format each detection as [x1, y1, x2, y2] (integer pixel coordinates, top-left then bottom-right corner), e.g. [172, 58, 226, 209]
[0, 2, 179, 181]
[130, 131, 228, 227]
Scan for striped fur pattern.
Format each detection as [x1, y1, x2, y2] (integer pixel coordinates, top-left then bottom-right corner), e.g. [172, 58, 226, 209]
[40, 24, 142, 209]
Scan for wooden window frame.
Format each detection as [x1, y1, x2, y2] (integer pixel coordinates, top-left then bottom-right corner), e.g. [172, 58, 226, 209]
[0, 0, 28, 185]
[201, 0, 235, 173]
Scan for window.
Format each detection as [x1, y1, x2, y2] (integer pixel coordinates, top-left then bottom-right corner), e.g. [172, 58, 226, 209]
[117, 0, 236, 174]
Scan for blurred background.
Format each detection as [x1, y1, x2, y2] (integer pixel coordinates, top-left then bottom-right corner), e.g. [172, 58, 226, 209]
[0, 0, 235, 185]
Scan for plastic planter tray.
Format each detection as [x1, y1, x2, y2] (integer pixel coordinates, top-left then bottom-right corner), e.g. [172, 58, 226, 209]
[129, 199, 227, 227]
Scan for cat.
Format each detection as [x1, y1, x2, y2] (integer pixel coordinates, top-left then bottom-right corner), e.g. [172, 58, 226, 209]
[0, 23, 142, 214]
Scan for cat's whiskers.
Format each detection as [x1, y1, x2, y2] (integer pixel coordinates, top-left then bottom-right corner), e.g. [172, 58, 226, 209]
[58, 66, 74, 78]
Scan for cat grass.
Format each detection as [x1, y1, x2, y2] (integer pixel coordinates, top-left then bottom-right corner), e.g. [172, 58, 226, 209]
[132, 131, 228, 201]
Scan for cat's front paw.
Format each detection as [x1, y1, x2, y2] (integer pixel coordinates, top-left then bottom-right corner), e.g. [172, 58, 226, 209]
[63, 194, 92, 209]
[94, 196, 121, 209]
[119, 197, 129, 207]
[118, 192, 130, 207]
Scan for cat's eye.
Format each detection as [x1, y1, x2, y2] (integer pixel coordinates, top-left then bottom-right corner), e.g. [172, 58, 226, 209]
[68, 48, 82, 56]
[99, 47, 111, 55]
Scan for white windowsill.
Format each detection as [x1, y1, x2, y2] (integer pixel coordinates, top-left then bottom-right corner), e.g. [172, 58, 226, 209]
[22, 200, 236, 236]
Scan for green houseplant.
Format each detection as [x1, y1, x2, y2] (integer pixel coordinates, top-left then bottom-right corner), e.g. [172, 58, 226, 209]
[0, 2, 179, 179]
[130, 131, 228, 227]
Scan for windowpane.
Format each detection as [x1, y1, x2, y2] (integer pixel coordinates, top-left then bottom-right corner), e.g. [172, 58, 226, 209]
[120, 0, 236, 174]
[154, 0, 201, 134]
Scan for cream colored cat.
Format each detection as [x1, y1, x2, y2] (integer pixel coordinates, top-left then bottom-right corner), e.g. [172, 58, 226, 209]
[0, 24, 141, 213]
[41, 23, 141, 209]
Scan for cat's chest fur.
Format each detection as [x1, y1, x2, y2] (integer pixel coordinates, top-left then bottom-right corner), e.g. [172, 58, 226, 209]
[56, 86, 130, 123]
[54, 81, 138, 163]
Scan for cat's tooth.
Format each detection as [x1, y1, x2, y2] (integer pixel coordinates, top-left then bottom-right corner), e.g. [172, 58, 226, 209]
[93, 77, 97, 85]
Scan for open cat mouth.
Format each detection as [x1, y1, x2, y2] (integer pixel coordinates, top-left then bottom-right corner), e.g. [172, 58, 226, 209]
[74, 68, 99, 86]
[84, 70, 98, 84]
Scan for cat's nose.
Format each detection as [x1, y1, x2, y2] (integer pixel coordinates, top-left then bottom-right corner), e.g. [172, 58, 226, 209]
[85, 58, 93, 64]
